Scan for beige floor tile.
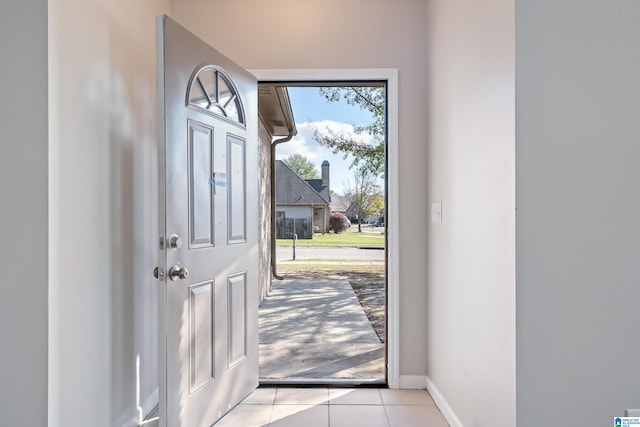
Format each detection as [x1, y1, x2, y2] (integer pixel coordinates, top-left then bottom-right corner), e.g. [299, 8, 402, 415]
[329, 405, 390, 427]
[214, 404, 272, 427]
[274, 388, 329, 405]
[385, 405, 448, 427]
[209, 388, 450, 427]
[329, 388, 383, 405]
[380, 389, 435, 405]
[269, 404, 329, 427]
[242, 388, 277, 405]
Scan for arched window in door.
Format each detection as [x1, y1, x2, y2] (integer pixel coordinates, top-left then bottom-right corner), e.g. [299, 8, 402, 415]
[186, 65, 245, 126]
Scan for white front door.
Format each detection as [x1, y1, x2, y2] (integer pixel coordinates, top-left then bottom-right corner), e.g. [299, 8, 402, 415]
[157, 15, 259, 427]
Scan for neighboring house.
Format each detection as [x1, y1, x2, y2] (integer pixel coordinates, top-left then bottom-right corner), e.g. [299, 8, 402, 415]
[275, 160, 331, 237]
[330, 194, 351, 215]
[306, 160, 331, 201]
[365, 211, 384, 226]
[332, 193, 383, 225]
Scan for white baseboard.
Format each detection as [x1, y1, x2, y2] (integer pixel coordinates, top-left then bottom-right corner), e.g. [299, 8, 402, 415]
[399, 374, 428, 389]
[425, 376, 464, 427]
[121, 411, 141, 427]
[120, 388, 159, 427]
[140, 388, 159, 420]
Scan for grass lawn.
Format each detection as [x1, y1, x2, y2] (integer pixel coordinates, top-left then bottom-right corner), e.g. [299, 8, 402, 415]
[277, 228, 385, 247]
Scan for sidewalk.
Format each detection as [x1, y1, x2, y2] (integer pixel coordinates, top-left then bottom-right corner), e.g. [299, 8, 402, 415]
[259, 279, 385, 380]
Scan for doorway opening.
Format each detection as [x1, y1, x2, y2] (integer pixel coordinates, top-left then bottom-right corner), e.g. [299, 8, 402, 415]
[255, 73, 397, 387]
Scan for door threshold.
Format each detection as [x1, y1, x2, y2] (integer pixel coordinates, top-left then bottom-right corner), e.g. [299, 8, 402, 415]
[259, 378, 387, 388]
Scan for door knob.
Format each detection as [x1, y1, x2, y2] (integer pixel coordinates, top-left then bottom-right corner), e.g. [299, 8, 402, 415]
[169, 265, 189, 281]
[168, 234, 182, 249]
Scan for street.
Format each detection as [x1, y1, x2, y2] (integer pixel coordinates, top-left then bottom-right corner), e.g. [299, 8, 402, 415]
[275, 246, 385, 262]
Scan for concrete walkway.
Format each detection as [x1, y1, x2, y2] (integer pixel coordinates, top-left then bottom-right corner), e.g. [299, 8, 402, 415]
[259, 279, 385, 381]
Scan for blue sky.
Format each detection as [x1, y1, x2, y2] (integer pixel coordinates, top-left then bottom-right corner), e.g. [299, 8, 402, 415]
[274, 86, 378, 195]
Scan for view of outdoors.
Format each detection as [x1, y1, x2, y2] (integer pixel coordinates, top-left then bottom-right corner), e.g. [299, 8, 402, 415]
[259, 85, 387, 383]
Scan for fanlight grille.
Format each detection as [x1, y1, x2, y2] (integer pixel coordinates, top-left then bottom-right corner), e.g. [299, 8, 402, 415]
[187, 65, 244, 125]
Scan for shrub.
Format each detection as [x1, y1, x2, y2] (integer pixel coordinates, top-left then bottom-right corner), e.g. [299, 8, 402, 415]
[330, 212, 350, 233]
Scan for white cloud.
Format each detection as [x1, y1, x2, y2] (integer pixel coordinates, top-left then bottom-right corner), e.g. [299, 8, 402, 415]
[274, 120, 378, 196]
[275, 122, 324, 161]
[275, 120, 374, 160]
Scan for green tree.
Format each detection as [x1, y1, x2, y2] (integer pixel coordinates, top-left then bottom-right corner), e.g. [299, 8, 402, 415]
[345, 167, 385, 232]
[314, 86, 385, 177]
[283, 154, 319, 179]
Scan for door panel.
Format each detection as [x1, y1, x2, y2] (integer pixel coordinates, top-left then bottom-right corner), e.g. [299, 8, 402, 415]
[157, 15, 258, 427]
[227, 272, 247, 367]
[187, 121, 215, 248]
[188, 280, 214, 394]
[227, 135, 247, 244]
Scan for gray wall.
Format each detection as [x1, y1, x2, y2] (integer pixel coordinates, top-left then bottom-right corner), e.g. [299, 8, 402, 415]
[425, 0, 516, 425]
[516, 1, 640, 425]
[48, 0, 169, 425]
[0, 0, 49, 425]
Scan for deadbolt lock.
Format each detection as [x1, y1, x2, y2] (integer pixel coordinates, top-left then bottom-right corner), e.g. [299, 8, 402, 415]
[168, 234, 182, 250]
[153, 267, 165, 281]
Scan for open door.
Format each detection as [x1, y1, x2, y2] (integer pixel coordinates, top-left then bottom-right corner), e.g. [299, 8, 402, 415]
[156, 15, 259, 427]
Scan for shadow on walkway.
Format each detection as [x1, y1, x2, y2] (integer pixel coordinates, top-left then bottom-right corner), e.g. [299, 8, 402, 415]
[259, 279, 385, 381]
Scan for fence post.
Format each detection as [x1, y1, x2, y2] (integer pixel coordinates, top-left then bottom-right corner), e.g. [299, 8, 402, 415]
[292, 233, 297, 260]
[292, 218, 296, 260]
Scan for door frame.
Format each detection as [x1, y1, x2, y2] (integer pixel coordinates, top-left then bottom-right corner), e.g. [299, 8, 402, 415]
[251, 69, 399, 389]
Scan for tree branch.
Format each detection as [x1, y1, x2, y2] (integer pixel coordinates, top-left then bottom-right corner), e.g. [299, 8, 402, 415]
[348, 87, 385, 116]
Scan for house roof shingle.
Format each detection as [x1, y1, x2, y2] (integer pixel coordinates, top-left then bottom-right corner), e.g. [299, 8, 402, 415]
[330, 195, 350, 213]
[305, 179, 330, 202]
[275, 160, 330, 205]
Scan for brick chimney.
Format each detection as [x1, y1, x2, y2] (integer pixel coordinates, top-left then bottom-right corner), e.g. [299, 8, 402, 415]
[321, 160, 330, 189]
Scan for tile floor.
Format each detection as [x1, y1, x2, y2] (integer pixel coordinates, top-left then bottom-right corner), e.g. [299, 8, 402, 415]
[214, 388, 449, 427]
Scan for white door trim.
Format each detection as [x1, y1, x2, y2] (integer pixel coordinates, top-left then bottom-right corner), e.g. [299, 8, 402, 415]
[250, 69, 399, 389]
